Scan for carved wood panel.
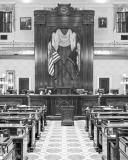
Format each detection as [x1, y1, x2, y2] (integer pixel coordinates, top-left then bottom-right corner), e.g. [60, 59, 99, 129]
[34, 5, 94, 93]
[55, 98, 73, 115]
[106, 98, 128, 107]
[81, 99, 98, 115]
[30, 99, 47, 106]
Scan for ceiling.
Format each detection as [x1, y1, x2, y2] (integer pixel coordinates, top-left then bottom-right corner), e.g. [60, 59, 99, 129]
[1, 0, 128, 5]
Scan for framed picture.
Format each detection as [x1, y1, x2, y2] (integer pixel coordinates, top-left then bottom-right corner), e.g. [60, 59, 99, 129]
[6, 70, 15, 90]
[98, 17, 107, 28]
[20, 17, 31, 30]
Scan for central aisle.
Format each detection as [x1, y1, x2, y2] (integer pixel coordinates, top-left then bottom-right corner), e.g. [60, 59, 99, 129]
[27, 120, 101, 160]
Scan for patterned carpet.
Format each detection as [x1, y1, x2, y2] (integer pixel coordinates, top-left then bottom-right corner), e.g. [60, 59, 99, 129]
[27, 120, 101, 160]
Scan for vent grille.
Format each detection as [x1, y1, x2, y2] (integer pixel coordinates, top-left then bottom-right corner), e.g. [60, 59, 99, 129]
[121, 35, 128, 40]
[0, 35, 7, 40]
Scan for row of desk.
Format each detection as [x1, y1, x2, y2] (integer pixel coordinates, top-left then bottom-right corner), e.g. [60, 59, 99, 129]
[85, 106, 128, 160]
[0, 105, 47, 160]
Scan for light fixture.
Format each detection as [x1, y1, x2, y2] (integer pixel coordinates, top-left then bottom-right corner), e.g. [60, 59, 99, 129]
[23, 0, 31, 3]
[120, 74, 128, 95]
[0, 74, 8, 95]
[96, 0, 107, 3]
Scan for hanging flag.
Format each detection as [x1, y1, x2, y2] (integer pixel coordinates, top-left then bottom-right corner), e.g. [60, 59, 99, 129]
[68, 47, 79, 76]
[48, 45, 61, 76]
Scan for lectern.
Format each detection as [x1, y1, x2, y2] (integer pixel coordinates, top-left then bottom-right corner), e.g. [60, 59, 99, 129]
[61, 106, 74, 126]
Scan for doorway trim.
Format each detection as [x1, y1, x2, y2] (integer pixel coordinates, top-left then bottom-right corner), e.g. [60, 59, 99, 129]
[97, 76, 112, 93]
[17, 76, 31, 95]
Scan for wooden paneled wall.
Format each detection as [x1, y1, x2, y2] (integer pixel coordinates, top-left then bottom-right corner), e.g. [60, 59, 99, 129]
[34, 5, 94, 93]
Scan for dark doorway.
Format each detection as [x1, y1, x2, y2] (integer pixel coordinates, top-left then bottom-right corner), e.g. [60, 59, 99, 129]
[19, 78, 29, 94]
[99, 78, 109, 94]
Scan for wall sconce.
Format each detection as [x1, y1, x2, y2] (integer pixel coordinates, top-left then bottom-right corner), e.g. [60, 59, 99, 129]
[0, 74, 8, 95]
[6, 70, 15, 90]
[120, 74, 128, 95]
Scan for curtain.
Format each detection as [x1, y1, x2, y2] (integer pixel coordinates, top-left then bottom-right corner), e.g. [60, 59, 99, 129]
[113, 4, 128, 31]
[0, 4, 15, 31]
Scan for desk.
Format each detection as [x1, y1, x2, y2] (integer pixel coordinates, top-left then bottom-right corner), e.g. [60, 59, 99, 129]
[0, 116, 36, 152]
[8, 108, 45, 132]
[88, 109, 123, 140]
[1, 112, 41, 140]
[101, 121, 128, 160]
[119, 136, 128, 160]
[0, 124, 28, 160]
[93, 116, 128, 153]
[0, 137, 15, 160]
[85, 106, 106, 132]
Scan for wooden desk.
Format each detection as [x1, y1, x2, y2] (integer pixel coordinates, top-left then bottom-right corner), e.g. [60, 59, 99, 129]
[85, 106, 106, 132]
[88, 109, 123, 140]
[101, 121, 128, 160]
[0, 137, 15, 160]
[119, 136, 128, 160]
[0, 124, 28, 160]
[16, 105, 46, 129]
[8, 108, 45, 132]
[93, 116, 128, 153]
[1, 112, 42, 140]
[18, 112, 41, 140]
[0, 116, 36, 152]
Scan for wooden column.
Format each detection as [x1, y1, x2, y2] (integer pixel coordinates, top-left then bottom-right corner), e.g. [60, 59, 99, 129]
[82, 12, 94, 91]
[34, 11, 47, 93]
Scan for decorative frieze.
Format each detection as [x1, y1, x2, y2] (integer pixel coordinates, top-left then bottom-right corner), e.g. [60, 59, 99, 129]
[34, 15, 45, 24]
[82, 14, 94, 24]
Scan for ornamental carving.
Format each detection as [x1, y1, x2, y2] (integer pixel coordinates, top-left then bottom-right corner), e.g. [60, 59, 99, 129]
[34, 15, 45, 24]
[83, 15, 94, 24]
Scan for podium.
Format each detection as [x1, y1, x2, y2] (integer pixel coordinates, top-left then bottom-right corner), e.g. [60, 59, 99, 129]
[61, 106, 74, 126]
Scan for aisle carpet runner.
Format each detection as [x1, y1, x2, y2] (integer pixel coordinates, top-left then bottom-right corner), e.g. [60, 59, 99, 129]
[27, 120, 101, 160]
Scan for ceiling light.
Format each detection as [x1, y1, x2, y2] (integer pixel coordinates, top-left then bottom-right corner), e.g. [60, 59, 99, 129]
[96, 0, 107, 3]
[23, 0, 31, 3]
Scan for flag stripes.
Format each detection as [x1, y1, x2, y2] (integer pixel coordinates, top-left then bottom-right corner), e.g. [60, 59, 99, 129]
[48, 46, 61, 76]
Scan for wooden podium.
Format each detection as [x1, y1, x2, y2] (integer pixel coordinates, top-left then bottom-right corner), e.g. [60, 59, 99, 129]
[61, 106, 74, 126]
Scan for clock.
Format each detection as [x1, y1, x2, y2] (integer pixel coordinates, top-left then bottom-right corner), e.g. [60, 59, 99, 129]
[58, 4, 71, 16]
[60, 6, 68, 15]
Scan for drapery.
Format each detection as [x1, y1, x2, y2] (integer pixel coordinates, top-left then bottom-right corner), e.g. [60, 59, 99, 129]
[48, 29, 81, 79]
[52, 29, 76, 51]
[113, 4, 128, 31]
[0, 4, 15, 31]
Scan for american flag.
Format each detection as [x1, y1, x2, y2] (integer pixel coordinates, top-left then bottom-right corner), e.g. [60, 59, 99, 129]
[48, 45, 61, 76]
